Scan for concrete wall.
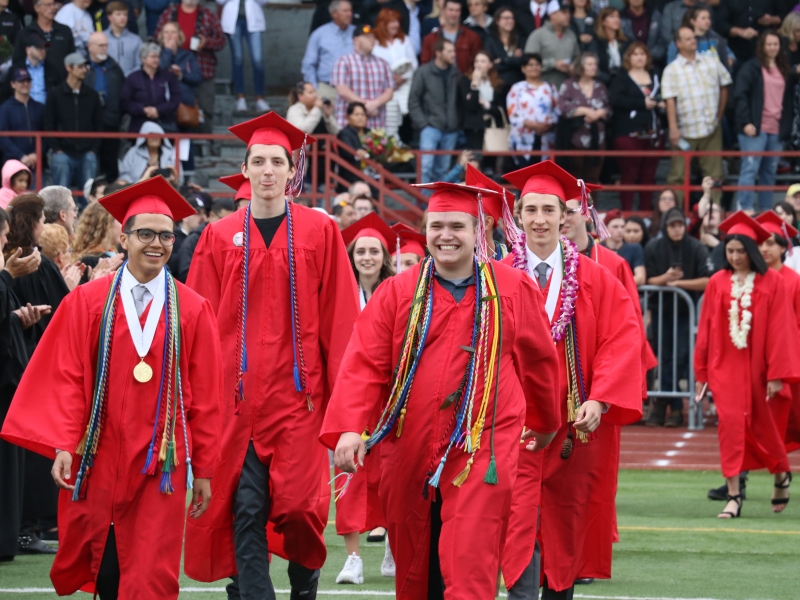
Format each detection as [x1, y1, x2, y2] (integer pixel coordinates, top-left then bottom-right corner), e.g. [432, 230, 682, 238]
[213, 3, 315, 94]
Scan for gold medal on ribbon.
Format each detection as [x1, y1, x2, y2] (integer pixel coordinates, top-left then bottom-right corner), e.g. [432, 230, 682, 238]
[133, 358, 153, 383]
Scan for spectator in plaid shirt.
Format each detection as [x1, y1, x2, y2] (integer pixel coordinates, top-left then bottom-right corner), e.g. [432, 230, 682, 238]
[155, 0, 225, 134]
[331, 24, 394, 130]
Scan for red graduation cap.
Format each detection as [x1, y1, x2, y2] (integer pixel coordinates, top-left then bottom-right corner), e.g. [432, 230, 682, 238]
[755, 210, 799, 240]
[218, 173, 252, 201]
[719, 210, 771, 244]
[411, 182, 502, 218]
[228, 111, 316, 152]
[503, 160, 586, 202]
[99, 176, 196, 225]
[341, 212, 396, 250]
[464, 164, 511, 222]
[391, 222, 427, 257]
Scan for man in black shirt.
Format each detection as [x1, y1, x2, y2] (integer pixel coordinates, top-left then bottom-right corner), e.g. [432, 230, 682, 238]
[13, 0, 75, 88]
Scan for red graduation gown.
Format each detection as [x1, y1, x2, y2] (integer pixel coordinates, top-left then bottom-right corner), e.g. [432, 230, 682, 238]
[184, 204, 359, 580]
[320, 260, 561, 600]
[695, 269, 800, 478]
[0, 275, 222, 599]
[502, 254, 643, 592]
[778, 266, 800, 452]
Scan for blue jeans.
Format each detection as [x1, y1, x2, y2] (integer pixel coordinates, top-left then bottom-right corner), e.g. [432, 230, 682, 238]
[228, 18, 264, 96]
[737, 131, 781, 211]
[50, 151, 97, 191]
[419, 126, 458, 185]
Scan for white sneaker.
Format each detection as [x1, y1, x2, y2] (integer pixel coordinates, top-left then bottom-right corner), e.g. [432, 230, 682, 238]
[381, 537, 395, 577]
[255, 98, 271, 113]
[235, 97, 247, 112]
[335, 552, 364, 584]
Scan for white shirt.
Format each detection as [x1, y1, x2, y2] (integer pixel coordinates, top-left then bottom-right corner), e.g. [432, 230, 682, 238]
[529, 0, 559, 18]
[525, 243, 562, 321]
[55, 3, 93, 56]
[406, 2, 421, 56]
[120, 266, 165, 358]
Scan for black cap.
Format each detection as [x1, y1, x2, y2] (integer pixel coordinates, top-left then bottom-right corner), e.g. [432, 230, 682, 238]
[553, 0, 570, 11]
[182, 189, 213, 215]
[353, 23, 374, 37]
[12, 67, 32, 82]
[24, 32, 46, 49]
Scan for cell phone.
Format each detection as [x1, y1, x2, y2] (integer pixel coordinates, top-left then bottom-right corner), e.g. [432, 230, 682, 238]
[671, 262, 682, 270]
[712, 179, 723, 189]
[677, 138, 691, 151]
[190, 36, 201, 51]
[322, 97, 332, 106]
[153, 168, 171, 179]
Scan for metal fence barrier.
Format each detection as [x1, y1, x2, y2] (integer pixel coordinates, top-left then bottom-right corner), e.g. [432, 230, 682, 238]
[639, 285, 703, 430]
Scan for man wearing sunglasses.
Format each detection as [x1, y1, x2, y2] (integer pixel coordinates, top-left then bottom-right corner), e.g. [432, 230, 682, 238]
[43, 52, 102, 192]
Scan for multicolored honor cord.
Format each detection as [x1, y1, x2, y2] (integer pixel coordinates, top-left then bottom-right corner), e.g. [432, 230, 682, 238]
[73, 265, 190, 500]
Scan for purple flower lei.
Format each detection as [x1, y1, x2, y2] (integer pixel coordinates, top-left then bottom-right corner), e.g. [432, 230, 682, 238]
[510, 234, 579, 342]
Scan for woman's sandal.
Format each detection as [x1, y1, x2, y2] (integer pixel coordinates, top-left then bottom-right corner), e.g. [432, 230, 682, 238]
[717, 494, 742, 519]
[772, 472, 792, 513]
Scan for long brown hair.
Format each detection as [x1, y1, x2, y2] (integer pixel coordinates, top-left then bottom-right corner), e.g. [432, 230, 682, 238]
[489, 7, 519, 49]
[4, 193, 43, 257]
[73, 202, 117, 261]
[680, 6, 709, 30]
[347, 237, 395, 292]
[374, 8, 405, 46]
[756, 29, 789, 78]
[595, 7, 627, 42]
[467, 50, 503, 89]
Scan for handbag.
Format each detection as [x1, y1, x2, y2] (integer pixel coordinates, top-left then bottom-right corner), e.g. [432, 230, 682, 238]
[483, 108, 510, 152]
[176, 102, 200, 128]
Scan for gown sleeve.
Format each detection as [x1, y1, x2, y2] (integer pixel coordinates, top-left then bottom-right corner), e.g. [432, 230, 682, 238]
[319, 277, 398, 450]
[694, 274, 716, 384]
[0, 285, 92, 458]
[183, 296, 224, 479]
[765, 273, 800, 385]
[185, 224, 223, 313]
[511, 273, 561, 433]
[314, 218, 360, 396]
[587, 268, 644, 425]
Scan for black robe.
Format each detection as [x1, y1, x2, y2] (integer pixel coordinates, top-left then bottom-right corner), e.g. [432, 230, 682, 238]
[0, 270, 29, 557]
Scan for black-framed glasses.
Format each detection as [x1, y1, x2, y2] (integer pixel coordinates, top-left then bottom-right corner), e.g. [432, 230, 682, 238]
[128, 228, 177, 246]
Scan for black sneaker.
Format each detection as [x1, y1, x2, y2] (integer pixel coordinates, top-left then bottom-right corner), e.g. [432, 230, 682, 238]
[18, 534, 56, 555]
[708, 475, 747, 501]
[39, 529, 59, 542]
[575, 578, 595, 585]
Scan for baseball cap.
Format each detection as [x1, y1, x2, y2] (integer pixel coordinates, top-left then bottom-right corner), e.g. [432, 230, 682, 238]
[24, 33, 46, 49]
[64, 52, 87, 67]
[786, 184, 800, 199]
[12, 68, 31, 82]
[353, 24, 374, 37]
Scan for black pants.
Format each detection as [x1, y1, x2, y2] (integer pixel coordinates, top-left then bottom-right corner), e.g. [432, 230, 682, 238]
[96, 525, 120, 600]
[0, 385, 24, 557]
[542, 582, 574, 600]
[507, 508, 541, 600]
[427, 489, 445, 600]
[226, 441, 319, 600]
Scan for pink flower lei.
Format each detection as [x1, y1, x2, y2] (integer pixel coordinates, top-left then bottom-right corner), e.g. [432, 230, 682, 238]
[510, 234, 579, 342]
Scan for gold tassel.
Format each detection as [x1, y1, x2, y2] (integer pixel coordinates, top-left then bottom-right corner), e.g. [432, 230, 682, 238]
[75, 424, 90, 455]
[395, 408, 406, 438]
[576, 429, 588, 443]
[158, 435, 168, 462]
[452, 457, 474, 487]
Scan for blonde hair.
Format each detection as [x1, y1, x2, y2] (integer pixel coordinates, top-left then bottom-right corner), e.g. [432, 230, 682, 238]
[73, 203, 116, 261]
[158, 21, 185, 47]
[39, 223, 69, 262]
[778, 11, 800, 39]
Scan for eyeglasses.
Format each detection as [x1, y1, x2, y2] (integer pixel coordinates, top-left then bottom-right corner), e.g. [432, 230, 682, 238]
[127, 228, 177, 245]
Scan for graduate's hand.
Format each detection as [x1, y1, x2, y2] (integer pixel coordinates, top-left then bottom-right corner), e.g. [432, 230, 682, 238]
[767, 380, 783, 399]
[521, 429, 556, 452]
[190, 478, 212, 518]
[52, 451, 75, 490]
[4, 247, 41, 278]
[334, 432, 365, 473]
[573, 400, 603, 433]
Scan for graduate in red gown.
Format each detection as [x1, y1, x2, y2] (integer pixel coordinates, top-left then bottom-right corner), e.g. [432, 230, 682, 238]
[391, 223, 427, 272]
[465, 163, 516, 261]
[333, 213, 397, 584]
[695, 211, 800, 520]
[218, 173, 252, 209]
[321, 183, 561, 600]
[183, 113, 360, 599]
[755, 211, 800, 509]
[499, 161, 643, 600]
[1, 177, 223, 599]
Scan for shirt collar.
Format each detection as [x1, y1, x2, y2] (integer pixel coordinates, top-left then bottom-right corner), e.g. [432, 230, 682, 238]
[121, 263, 165, 298]
[526, 243, 560, 271]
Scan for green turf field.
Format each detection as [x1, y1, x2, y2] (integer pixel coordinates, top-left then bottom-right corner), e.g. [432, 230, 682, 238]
[2, 470, 799, 599]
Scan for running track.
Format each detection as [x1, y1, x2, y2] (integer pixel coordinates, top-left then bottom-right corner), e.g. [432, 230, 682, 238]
[619, 425, 800, 471]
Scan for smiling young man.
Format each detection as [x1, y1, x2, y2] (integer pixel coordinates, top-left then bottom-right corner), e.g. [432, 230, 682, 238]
[499, 160, 642, 600]
[321, 182, 560, 600]
[1, 176, 223, 599]
[184, 112, 360, 600]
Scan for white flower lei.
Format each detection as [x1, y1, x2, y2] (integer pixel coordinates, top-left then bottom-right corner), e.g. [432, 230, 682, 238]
[729, 272, 755, 349]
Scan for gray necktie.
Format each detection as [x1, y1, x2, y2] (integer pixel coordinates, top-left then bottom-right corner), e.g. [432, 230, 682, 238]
[132, 284, 151, 317]
[535, 262, 549, 289]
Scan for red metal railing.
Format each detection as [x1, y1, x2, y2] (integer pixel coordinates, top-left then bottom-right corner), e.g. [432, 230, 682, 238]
[4, 131, 798, 225]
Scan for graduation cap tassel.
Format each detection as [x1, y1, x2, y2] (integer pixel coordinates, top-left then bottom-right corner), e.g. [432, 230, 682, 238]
[475, 193, 490, 263]
[591, 205, 611, 242]
[501, 190, 523, 247]
[285, 134, 308, 201]
[395, 236, 402, 274]
[782, 222, 794, 256]
[577, 179, 590, 217]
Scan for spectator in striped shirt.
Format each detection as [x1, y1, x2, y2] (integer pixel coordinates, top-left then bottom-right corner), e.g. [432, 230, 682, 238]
[331, 23, 394, 130]
[662, 26, 731, 204]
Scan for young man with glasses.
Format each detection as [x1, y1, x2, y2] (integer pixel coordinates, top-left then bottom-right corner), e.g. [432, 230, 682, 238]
[1, 176, 223, 599]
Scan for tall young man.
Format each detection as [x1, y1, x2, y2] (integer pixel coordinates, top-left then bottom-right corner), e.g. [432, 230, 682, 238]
[500, 161, 643, 600]
[322, 182, 561, 600]
[184, 113, 360, 600]
[1, 177, 223, 599]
